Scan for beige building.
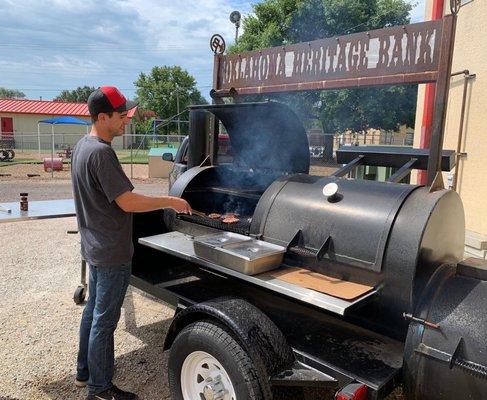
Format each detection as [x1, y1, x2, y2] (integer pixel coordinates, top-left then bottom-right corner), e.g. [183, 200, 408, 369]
[0, 99, 136, 152]
[414, 0, 487, 257]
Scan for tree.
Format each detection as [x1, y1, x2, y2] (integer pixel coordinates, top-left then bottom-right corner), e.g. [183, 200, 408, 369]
[134, 66, 207, 134]
[54, 86, 96, 103]
[229, 0, 416, 133]
[0, 88, 26, 99]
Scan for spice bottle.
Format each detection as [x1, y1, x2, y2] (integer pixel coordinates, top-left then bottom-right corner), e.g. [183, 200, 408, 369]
[20, 193, 29, 212]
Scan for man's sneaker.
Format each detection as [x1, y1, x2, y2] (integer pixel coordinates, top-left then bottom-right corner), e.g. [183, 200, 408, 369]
[86, 385, 138, 400]
[75, 378, 88, 388]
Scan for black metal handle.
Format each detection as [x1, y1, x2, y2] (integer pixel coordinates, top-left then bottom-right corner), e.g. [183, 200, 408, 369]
[287, 230, 331, 261]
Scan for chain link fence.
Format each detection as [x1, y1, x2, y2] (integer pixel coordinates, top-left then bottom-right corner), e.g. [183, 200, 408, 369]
[6, 132, 186, 153]
[1, 133, 187, 178]
[2, 128, 412, 177]
[308, 130, 413, 163]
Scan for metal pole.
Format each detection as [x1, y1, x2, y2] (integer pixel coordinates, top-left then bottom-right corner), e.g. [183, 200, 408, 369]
[426, 14, 457, 185]
[176, 88, 181, 136]
[51, 125, 54, 178]
[37, 124, 41, 158]
[452, 72, 475, 191]
[130, 136, 133, 179]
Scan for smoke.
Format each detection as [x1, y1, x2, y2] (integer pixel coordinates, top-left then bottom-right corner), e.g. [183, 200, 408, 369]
[184, 102, 310, 217]
[212, 102, 309, 188]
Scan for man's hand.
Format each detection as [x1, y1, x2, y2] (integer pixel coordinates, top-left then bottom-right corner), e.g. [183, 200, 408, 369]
[115, 191, 192, 214]
[168, 197, 192, 214]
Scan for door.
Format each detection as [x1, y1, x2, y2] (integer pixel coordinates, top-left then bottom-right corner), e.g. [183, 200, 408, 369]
[1, 117, 13, 138]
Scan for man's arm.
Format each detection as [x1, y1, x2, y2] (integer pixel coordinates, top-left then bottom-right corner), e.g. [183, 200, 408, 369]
[115, 191, 192, 214]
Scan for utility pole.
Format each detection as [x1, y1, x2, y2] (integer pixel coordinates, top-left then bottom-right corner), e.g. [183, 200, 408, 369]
[175, 87, 181, 136]
[230, 11, 241, 44]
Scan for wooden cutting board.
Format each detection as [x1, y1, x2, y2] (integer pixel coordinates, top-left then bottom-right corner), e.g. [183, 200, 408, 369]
[263, 267, 374, 300]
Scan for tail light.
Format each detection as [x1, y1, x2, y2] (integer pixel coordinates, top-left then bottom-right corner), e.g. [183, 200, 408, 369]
[335, 383, 368, 400]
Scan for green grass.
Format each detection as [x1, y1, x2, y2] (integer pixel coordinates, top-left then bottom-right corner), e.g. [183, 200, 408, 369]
[0, 151, 151, 167]
[116, 150, 149, 164]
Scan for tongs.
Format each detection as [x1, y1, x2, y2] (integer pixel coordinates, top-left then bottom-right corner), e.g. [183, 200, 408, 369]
[191, 210, 206, 217]
[176, 209, 204, 217]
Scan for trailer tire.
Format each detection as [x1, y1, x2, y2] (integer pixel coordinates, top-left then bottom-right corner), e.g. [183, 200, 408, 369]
[0, 150, 6, 162]
[7, 149, 14, 160]
[73, 285, 86, 304]
[168, 320, 267, 400]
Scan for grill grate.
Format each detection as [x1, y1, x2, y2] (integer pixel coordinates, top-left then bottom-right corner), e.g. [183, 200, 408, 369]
[177, 214, 251, 235]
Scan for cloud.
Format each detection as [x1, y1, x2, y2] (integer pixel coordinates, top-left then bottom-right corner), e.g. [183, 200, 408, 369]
[0, 0, 252, 100]
[0, 0, 425, 103]
[407, 0, 426, 23]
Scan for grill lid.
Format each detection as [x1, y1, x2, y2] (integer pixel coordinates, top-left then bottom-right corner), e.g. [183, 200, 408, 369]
[190, 102, 310, 174]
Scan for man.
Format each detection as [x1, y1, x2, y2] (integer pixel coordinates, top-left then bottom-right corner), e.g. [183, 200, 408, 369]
[71, 86, 191, 400]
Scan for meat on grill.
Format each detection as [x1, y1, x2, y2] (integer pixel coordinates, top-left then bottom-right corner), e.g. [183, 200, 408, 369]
[204, 212, 240, 223]
[222, 215, 240, 224]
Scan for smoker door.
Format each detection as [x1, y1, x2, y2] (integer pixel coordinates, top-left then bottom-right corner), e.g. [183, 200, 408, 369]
[189, 102, 310, 174]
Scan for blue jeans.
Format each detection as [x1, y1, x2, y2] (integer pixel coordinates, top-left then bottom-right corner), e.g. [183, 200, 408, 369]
[77, 263, 132, 395]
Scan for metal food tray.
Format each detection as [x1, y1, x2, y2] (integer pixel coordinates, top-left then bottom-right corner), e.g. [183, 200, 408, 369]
[194, 231, 251, 248]
[193, 232, 285, 275]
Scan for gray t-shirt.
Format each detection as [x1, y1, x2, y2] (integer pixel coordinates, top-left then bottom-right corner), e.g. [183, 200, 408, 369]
[71, 135, 134, 266]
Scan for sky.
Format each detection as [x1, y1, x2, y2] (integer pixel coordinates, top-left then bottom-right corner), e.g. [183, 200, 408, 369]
[0, 0, 425, 102]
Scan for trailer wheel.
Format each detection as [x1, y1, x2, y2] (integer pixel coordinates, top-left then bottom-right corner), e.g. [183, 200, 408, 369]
[168, 320, 267, 400]
[6, 149, 14, 160]
[73, 285, 86, 304]
[0, 150, 6, 162]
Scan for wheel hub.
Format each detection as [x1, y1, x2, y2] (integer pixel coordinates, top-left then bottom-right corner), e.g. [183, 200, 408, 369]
[203, 376, 225, 400]
[181, 351, 236, 400]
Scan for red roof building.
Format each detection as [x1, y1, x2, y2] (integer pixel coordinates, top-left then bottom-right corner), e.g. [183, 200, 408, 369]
[0, 99, 89, 116]
[0, 99, 137, 150]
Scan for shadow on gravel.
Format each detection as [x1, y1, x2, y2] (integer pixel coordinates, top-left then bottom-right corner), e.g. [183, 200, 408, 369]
[41, 287, 174, 400]
[122, 287, 174, 343]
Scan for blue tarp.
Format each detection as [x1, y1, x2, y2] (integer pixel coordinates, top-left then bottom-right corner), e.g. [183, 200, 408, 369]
[39, 116, 90, 125]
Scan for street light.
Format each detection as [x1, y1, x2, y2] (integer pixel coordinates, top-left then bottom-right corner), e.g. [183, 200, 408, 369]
[230, 11, 241, 44]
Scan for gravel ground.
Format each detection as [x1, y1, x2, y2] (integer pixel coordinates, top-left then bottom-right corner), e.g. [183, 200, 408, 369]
[0, 216, 175, 400]
[0, 177, 174, 400]
[0, 163, 156, 181]
[0, 180, 168, 203]
[0, 177, 404, 400]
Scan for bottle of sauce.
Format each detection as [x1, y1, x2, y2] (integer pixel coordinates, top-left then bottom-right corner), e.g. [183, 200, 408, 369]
[20, 193, 29, 212]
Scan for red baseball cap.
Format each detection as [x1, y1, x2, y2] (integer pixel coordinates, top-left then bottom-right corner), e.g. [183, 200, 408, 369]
[87, 86, 137, 117]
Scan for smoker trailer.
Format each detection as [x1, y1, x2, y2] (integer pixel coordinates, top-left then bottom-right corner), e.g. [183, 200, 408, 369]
[129, 101, 487, 400]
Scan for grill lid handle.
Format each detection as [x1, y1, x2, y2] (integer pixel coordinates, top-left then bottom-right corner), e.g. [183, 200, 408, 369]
[323, 182, 342, 202]
[287, 229, 332, 261]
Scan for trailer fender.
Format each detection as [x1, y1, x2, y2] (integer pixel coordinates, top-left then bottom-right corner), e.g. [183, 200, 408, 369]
[163, 297, 295, 377]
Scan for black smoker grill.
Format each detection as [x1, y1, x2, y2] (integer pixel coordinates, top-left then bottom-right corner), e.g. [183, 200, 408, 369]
[132, 102, 487, 400]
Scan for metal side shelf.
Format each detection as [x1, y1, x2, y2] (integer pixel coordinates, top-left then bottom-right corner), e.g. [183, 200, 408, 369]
[139, 231, 378, 316]
[0, 199, 76, 223]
